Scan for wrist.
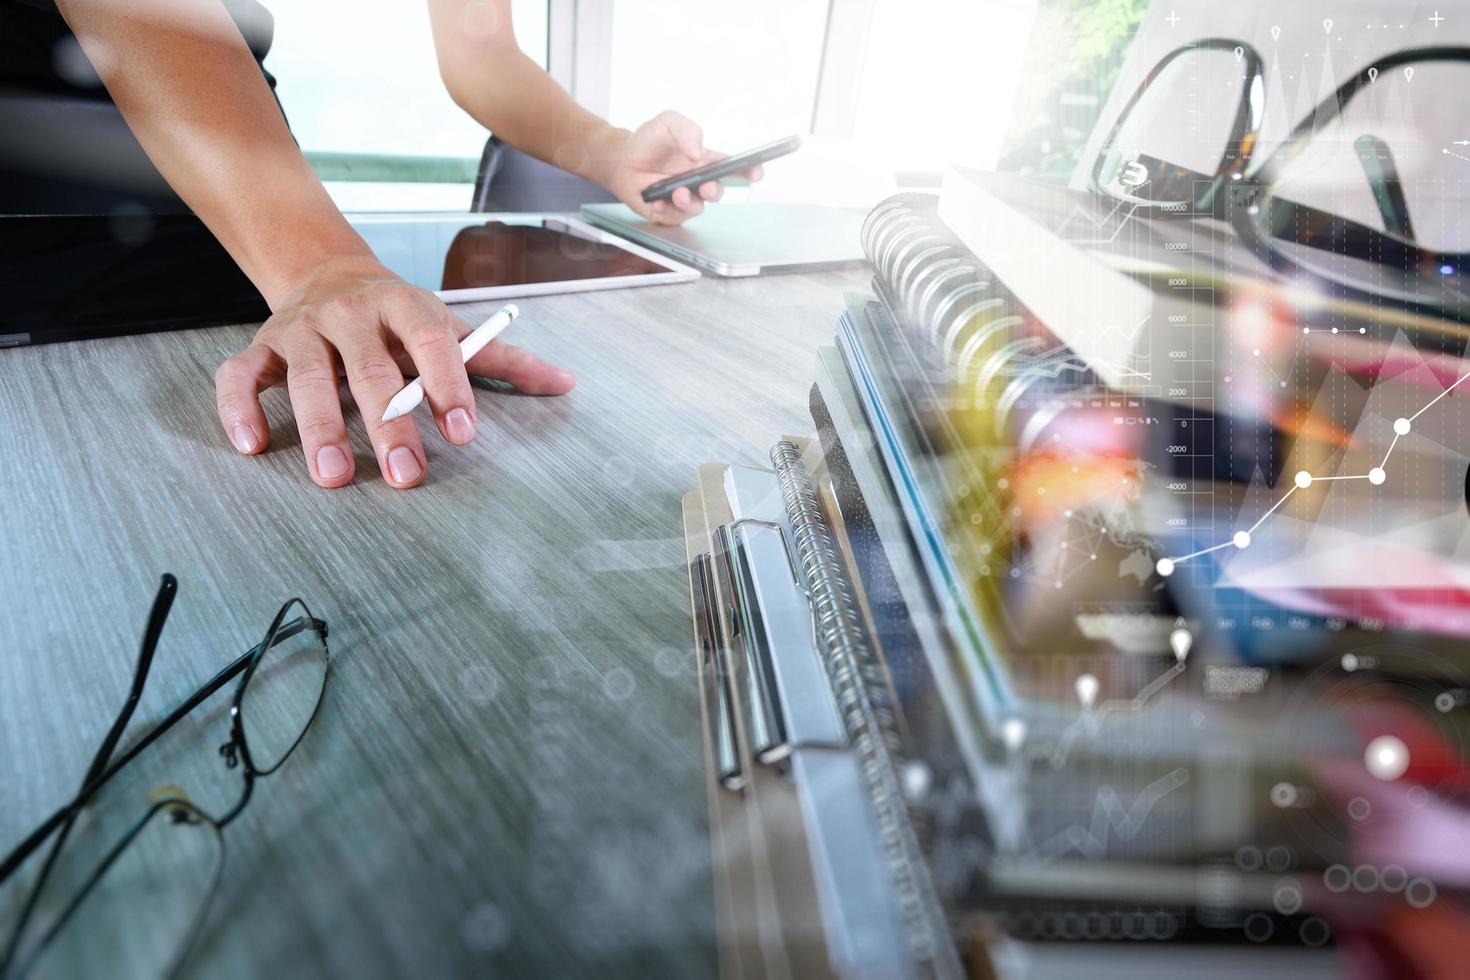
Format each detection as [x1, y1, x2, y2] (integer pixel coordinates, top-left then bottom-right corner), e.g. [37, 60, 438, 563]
[256, 233, 383, 311]
[583, 123, 632, 192]
[266, 250, 393, 312]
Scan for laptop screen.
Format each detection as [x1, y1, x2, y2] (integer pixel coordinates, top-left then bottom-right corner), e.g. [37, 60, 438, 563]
[0, 213, 269, 347]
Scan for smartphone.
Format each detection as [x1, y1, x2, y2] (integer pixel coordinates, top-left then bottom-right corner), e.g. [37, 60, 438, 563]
[640, 135, 801, 203]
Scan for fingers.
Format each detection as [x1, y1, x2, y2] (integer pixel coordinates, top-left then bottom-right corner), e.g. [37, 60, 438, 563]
[215, 343, 283, 456]
[333, 330, 427, 489]
[656, 185, 704, 225]
[465, 340, 576, 396]
[645, 197, 700, 226]
[226, 273, 576, 488]
[643, 199, 679, 225]
[392, 298, 478, 447]
[281, 333, 356, 489]
[746, 163, 765, 183]
[690, 148, 725, 202]
[657, 109, 704, 163]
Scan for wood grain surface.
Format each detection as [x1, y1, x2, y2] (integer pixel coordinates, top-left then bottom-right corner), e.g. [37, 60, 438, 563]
[0, 268, 865, 978]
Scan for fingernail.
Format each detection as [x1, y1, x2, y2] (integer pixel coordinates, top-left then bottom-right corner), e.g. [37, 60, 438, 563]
[231, 424, 259, 454]
[316, 445, 350, 481]
[445, 407, 475, 444]
[387, 446, 423, 485]
[555, 369, 577, 388]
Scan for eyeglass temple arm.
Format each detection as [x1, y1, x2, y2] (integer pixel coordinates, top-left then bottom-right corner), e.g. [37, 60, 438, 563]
[77, 574, 178, 790]
[1261, 195, 1465, 268]
[0, 573, 177, 967]
[0, 614, 323, 883]
[1354, 135, 1415, 241]
[1132, 148, 1458, 269]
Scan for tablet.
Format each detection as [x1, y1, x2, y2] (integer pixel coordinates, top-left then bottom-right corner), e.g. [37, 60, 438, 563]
[349, 212, 699, 304]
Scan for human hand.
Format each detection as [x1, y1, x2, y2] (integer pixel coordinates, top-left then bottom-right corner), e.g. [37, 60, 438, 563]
[214, 255, 576, 489]
[603, 110, 764, 226]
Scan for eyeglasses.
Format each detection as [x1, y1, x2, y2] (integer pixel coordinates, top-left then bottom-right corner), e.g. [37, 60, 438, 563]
[0, 574, 329, 978]
[1091, 40, 1470, 318]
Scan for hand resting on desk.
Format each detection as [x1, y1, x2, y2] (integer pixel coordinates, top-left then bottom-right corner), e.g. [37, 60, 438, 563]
[214, 255, 575, 489]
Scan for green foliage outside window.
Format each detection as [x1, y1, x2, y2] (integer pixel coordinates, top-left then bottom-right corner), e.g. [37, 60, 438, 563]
[999, 0, 1151, 180]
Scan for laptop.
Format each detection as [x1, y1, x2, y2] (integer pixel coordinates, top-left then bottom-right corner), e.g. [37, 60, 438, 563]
[0, 211, 697, 347]
[579, 202, 868, 277]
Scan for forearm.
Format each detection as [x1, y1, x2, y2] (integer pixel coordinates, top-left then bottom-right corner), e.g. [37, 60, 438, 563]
[57, 0, 374, 308]
[427, 0, 625, 188]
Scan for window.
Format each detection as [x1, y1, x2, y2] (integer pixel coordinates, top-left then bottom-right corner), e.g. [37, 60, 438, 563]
[264, 0, 549, 211]
[849, 0, 1039, 174]
[605, 0, 829, 152]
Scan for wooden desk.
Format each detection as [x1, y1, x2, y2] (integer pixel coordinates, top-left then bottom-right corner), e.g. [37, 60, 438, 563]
[0, 269, 864, 977]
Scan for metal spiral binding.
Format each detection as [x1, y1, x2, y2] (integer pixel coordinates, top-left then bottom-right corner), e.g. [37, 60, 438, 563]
[769, 440, 958, 979]
[861, 195, 1105, 437]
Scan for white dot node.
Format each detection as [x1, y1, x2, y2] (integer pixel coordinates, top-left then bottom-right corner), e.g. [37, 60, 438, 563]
[1233, 531, 1252, 549]
[1341, 653, 1359, 672]
[1364, 734, 1410, 781]
[1270, 782, 1298, 808]
[1394, 417, 1411, 435]
[1075, 673, 1100, 708]
[1295, 470, 1313, 488]
[901, 761, 933, 802]
[1253, 348, 1261, 356]
[1359, 327, 1367, 334]
[1368, 467, 1386, 485]
[1302, 326, 1311, 334]
[1001, 717, 1027, 751]
[1331, 327, 1339, 334]
[1156, 558, 1176, 577]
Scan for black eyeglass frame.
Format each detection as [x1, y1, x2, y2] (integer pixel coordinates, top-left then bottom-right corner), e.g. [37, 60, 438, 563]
[0, 574, 330, 976]
[1091, 40, 1470, 316]
[1091, 37, 1266, 210]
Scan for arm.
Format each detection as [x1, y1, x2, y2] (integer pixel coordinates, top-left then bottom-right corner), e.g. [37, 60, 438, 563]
[56, 0, 572, 489]
[427, 0, 760, 225]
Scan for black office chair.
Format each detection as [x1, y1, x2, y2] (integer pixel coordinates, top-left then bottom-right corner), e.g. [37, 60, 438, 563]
[0, 0, 276, 215]
[470, 135, 618, 213]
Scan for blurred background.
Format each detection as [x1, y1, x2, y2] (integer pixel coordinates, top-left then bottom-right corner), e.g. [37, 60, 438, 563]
[267, 0, 1078, 211]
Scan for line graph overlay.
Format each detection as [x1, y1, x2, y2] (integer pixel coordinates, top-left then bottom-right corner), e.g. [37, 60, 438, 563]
[1030, 768, 1192, 860]
[1045, 661, 1187, 768]
[1157, 365, 1470, 576]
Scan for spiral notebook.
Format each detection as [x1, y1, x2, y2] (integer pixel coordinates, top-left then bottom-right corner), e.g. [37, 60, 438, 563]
[813, 190, 1369, 929]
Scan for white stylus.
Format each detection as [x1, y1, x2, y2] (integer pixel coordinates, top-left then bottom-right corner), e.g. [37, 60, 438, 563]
[380, 304, 519, 422]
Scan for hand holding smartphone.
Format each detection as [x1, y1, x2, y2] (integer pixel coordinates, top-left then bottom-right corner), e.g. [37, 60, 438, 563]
[641, 135, 801, 204]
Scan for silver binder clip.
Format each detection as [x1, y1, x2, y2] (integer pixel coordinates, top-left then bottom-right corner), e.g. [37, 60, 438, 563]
[691, 552, 745, 791]
[714, 518, 848, 765]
